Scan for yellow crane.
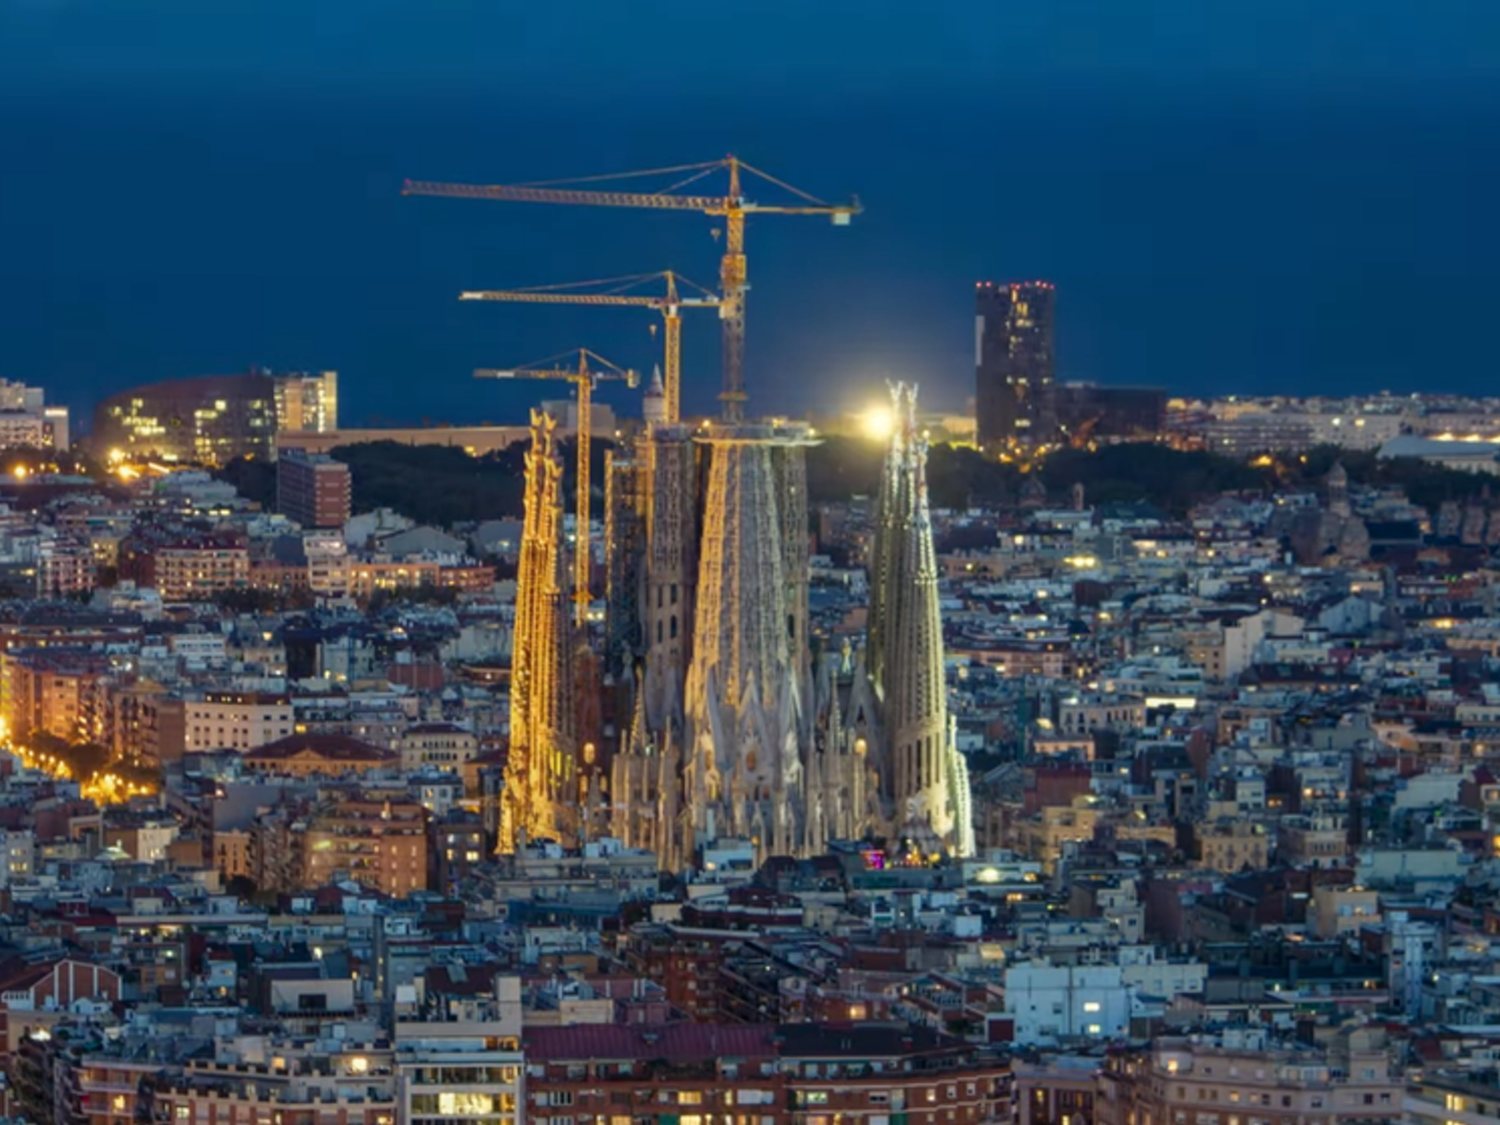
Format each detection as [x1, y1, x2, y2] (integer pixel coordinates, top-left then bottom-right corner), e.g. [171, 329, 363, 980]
[476, 349, 636, 625]
[406, 156, 859, 422]
[460, 271, 718, 425]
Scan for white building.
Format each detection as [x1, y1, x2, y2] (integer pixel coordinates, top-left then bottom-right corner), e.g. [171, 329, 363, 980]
[1003, 962, 1131, 1045]
[0, 379, 67, 451]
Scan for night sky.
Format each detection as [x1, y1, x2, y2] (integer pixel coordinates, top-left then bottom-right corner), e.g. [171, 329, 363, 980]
[1, 1, 1495, 428]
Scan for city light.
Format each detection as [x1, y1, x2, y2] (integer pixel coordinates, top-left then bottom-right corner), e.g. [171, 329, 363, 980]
[860, 403, 895, 441]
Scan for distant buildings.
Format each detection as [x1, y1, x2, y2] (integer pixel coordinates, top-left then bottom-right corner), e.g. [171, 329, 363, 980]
[272, 369, 339, 434]
[1169, 392, 1500, 459]
[974, 285, 1163, 448]
[277, 449, 352, 529]
[976, 280, 1056, 448]
[92, 369, 338, 465]
[1053, 382, 1167, 442]
[279, 423, 528, 457]
[0, 378, 69, 451]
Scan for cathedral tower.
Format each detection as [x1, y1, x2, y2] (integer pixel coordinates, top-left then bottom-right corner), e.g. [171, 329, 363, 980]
[677, 423, 815, 866]
[501, 410, 577, 852]
[869, 384, 975, 856]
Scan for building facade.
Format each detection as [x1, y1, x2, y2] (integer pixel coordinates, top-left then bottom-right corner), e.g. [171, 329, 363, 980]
[976, 280, 1056, 448]
[273, 370, 339, 434]
[277, 449, 353, 529]
[301, 797, 429, 898]
[1097, 1030, 1402, 1125]
[92, 369, 337, 465]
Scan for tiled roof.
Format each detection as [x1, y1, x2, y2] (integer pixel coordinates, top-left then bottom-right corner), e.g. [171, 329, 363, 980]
[245, 734, 396, 762]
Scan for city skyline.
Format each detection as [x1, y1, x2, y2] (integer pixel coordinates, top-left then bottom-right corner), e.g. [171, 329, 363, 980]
[1, 4, 1500, 1113]
[2, 3, 1496, 427]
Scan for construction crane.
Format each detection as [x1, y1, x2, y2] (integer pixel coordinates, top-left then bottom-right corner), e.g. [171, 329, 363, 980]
[460, 271, 718, 425]
[406, 156, 859, 422]
[477, 349, 637, 625]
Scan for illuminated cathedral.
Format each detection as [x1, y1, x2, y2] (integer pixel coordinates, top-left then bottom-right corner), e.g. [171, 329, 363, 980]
[502, 372, 973, 866]
[607, 382, 974, 868]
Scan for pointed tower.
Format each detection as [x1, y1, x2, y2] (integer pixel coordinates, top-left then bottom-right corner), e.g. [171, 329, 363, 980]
[640, 423, 697, 734]
[643, 364, 668, 428]
[680, 423, 814, 864]
[865, 384, 912, 704]
[869, 383, 975, 856]
[501, 410, 577, 852]
[603, 445, 646, 679]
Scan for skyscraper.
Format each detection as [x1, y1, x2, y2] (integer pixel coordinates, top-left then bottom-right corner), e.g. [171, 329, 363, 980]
[975, 280, 1056, 448]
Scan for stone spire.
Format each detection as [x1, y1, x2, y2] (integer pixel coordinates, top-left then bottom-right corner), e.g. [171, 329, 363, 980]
[643, 364, 667, 428]
[680, 424, 811, 865]
[869, 383, 974, 856]
[866, 383, 913, 704]
[501, 410, 576, 852]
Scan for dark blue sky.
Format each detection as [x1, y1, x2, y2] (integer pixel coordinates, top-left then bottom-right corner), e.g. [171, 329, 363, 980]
[1, 1, 1496, 427]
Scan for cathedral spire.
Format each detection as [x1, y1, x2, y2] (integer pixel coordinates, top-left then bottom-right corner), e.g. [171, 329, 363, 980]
[501, 409, 577, 853]
[868, 383, 974, 856]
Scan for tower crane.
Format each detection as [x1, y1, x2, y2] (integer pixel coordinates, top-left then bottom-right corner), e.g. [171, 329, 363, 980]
[406, 156, 859, 422]
[460, 271, 718, 425]
[477, 349, 637, 625]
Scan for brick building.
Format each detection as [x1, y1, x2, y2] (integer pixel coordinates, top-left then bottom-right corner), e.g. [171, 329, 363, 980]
[277, 449, 352, 530]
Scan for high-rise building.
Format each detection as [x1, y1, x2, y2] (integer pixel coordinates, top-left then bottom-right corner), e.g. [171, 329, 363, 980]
[272, 369, 338, 434]
[276, 448, 352, 529]
[975, 280, 1056, 448]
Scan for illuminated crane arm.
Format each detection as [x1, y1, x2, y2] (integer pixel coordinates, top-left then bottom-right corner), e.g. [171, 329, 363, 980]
[405, 180, 723, 212]
[461, 291, 717, 310]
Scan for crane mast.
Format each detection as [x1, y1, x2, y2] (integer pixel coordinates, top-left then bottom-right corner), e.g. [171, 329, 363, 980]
[719, 159, 749, 419]
[476, 349, 637, 625]
[460, 272, 717, 425]
[406, 156, 858, 422]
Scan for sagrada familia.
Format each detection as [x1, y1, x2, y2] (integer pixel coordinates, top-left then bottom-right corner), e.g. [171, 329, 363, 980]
[502, 382, 974, 869]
